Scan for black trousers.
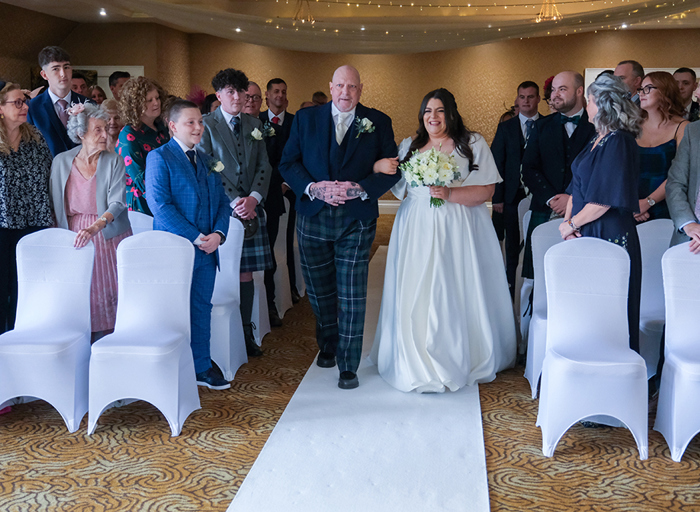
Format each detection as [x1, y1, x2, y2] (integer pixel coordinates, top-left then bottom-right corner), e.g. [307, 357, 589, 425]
[0, 226, 46, 334]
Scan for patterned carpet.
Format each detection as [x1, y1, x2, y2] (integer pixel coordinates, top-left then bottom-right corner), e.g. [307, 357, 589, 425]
[2, 215, 700, 511]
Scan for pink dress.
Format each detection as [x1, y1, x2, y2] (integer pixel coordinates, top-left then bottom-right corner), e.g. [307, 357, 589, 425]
[65, 162, 132, 332]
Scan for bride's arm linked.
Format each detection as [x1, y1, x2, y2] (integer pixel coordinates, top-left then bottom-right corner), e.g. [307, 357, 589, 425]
[429, 184, 494, 207]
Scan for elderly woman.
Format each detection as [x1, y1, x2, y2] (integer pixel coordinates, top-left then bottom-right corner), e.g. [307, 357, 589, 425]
[560, 74, 643, 352]
[100, 99, 123, 152]
[635, 71, 688, 223]
[50, 103, 132, 341]
[115, 77, 169, 215]
[0, 82, 53, 334]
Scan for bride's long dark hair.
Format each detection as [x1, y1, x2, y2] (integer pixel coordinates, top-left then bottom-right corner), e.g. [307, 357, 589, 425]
[403, 88, 478, 172]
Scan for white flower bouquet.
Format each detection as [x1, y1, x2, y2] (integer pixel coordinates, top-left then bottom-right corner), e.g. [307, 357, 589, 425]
[399, 147, 460, 207]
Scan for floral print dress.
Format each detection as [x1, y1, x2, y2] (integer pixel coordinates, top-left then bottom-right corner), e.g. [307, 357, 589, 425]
[115, 121, 169, 216]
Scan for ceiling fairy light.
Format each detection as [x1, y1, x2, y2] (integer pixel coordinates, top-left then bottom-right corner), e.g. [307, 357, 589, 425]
[535, 0, 563, 22]
[293, 0, 316, 24]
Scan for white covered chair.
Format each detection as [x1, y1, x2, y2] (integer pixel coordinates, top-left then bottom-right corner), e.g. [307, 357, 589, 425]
[637, 219, 674, 379]
[127, 210, 153, 235]
[518, 209, 534, 346]
[251, 272, 271, 346]
[524, 219, 564, 398]
[654, 242, 700, 462]
[538, 238, 648, 460]
[88, 231, 200, 437]
[0, 228, 94, 432]
[211, 219, 247, 381]
[273, 197, 293, 319]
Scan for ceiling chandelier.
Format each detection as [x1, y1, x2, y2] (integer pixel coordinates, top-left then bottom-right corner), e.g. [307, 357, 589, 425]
[535, 0, 563, 22]
[293, 0, 315, 24]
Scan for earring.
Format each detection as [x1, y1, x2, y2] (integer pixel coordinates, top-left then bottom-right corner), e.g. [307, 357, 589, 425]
[0, 114, 4, 119]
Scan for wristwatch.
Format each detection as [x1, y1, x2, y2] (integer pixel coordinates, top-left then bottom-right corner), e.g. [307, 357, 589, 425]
[215, 230, 226, 245]
[646, 197, 656, 207]
[99, 216, 109, 226]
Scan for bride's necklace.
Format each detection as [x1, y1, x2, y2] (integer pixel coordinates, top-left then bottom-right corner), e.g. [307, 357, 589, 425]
[426, 138, 452, 152]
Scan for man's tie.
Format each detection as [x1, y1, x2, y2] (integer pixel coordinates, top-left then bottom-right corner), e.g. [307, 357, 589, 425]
[560, 114, 581, 126]
[185, 149, 197, 171]
[271, 116, 280, 125]
[230, 116, 241, 138]
[336, 112, 352, 145]
[57, 99, 69, 128]
[525, 119, 535, 141]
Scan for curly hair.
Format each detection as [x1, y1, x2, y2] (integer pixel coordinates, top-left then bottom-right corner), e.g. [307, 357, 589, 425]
[118, 77, 167, 128]
[641, 71, 685, 123]
[587, 74, 643, 138]
[211, 68, 249, 93]
[67, 102, 109, 144]
[0, 83, 42, 155]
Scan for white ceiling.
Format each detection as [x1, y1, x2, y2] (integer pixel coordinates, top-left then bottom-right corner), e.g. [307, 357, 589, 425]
[5, 0, 700, 53]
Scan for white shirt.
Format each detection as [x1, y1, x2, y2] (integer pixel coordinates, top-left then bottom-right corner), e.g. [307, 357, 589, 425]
[518, 112, 540, 140]
[220, 109, 242, 134]
[268, 110, 286, 125]
[47, 88, 72, 120]
[562, 107, 584, 138]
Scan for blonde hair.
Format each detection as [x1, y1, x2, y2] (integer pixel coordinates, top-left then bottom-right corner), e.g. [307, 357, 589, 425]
[0, 83, 41, 155]
[118, 77, 167, 128]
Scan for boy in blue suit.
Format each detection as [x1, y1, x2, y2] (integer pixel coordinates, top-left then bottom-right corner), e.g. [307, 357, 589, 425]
[146, 100, 231, 390]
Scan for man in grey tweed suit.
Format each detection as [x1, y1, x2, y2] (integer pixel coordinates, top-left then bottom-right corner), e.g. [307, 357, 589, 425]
[198, 68, 273, 359]
[667, 120, 700, 251]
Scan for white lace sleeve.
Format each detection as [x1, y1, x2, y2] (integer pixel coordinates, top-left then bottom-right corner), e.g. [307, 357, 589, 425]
[391, 137, 414, 200]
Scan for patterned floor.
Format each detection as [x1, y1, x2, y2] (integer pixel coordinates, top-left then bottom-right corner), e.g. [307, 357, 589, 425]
[2, 215, 700, 511]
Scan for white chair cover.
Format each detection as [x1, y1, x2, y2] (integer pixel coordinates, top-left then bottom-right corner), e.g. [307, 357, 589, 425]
[127, 210, 153, 235]
[88, 231, 200, 436]
[518, 210, 534, 347]
[637, 219, 674, 379]
[211, 219, 247, 381]
[653, 242, 700, 462]
[0, 228, 94, 432]
[252, 272, 271, 346]
[524, 219, 564, 398]
[538, 237, 648, 459]
[273, 197, 293, 318]
[517, 196, 531, 245]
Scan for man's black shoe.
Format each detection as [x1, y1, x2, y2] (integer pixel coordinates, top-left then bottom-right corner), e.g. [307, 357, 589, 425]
[338, 371, 359, 389]
[269, 309, 283, 328]
[244, 324, 263, 357]
[316, 352, 336, 368]
[196, 368, 231, 390]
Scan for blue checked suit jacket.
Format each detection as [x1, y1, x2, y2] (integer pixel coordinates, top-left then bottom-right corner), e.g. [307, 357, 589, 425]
[27, 89, 91, 157]
[145, 139, 231, 265]
[279, 102, 400, 220]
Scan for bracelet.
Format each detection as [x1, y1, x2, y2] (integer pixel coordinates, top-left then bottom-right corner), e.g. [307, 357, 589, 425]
[567, 218, 579, 231]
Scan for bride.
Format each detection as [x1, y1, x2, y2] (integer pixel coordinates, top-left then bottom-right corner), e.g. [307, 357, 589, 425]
[371, 88, 516, 393]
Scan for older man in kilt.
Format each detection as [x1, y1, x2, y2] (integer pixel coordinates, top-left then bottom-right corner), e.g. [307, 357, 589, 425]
[198, 68, 273, 357]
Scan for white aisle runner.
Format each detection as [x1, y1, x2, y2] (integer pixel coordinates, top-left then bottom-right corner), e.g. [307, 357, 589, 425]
[227, 246, 490, 512]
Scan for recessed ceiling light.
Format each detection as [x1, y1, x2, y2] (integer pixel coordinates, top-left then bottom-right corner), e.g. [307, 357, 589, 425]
[235, 27, 242, 32]
[99, 8, 107, 16]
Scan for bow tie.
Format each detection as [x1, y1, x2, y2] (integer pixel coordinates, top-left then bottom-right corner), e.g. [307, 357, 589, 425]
[561, 114, 581, 126]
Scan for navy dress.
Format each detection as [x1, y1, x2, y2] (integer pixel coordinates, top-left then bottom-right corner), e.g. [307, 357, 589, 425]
[568, 130, 641, 352]
[637, 138, 677, 221]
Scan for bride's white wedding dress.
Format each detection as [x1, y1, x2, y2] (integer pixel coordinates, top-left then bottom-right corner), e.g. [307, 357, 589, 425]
[372, 135, 516, 393]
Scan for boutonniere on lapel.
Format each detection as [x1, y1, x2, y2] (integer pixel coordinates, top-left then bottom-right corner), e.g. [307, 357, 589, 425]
[354, 117, 375, 138]
[249, 128, 264, 142]
[209, 159, 225, 176]
[262, 121, 276, 138]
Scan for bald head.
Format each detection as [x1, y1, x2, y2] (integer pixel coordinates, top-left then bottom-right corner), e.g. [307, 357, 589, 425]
[330, 65, 363, 112]
[551, 71, 585, 115]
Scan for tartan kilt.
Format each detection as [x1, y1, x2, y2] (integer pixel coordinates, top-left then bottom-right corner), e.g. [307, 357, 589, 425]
[238, 204, 274, 273]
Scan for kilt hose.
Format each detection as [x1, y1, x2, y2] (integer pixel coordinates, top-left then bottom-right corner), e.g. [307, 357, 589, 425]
[297, 203, 377, 373]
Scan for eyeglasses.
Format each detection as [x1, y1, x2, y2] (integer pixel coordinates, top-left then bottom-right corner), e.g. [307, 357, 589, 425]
[637, 85, 658, 96]
[245, 94, 262, 102]
[2, 98, 29, 109]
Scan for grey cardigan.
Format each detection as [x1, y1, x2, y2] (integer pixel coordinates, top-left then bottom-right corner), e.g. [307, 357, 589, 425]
[49, 145, 131, 240]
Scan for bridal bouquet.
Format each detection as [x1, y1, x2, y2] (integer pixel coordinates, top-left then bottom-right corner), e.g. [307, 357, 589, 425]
[399, 147, 460, 208]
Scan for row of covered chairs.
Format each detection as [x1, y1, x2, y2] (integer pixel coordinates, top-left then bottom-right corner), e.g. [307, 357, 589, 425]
[535, 235, 700, 462]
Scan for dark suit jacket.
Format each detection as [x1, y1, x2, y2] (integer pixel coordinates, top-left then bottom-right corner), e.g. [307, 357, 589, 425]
[279, 102, 399, 220]
[521, 111, 596, 212]
[27, 90, 90, 157]
[145, 139, 231, 267]
[260, 110, 294, 217]
[491, 116, 526, 205]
